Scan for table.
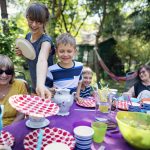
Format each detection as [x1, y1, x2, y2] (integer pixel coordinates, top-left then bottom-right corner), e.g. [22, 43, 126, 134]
[4, 102, 134, 150]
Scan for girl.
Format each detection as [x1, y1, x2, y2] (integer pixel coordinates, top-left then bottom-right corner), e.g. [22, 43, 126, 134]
[16, 3, 55, 99]
[80, 67, 94, 98]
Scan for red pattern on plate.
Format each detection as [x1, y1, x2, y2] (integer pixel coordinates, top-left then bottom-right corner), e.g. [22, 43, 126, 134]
[113, 101, 140, 110]
[9, 95, 59, 117]
[24, 127, 76, 150]
[0, 130, 15, 146]
[76, 97, 96, 108]
[113, 101, 129, 110]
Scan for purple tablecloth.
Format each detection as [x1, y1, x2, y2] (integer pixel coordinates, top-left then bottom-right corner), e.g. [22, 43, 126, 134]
[4, 103, 134, 150]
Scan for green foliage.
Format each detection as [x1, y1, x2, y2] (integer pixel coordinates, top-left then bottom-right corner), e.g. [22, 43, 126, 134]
[127, 0, 150, 41]
[0, 19, 25, 65]
[115, 37, 150, 71]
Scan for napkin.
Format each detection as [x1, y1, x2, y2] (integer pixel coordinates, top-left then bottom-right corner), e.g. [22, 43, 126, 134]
[128, 105, 141, 112]
[142, 103, 150, 109]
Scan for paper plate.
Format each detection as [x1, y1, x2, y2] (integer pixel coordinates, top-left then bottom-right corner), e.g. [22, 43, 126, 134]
[16, 38, 36, 60]
[24, 127, 76, 150]
[113, 100, 140, 110]
[76, 97, 95, 108]
[0, 130, 15, 147]
[9, 95, 59, 117]
[44, 142, 70, 150]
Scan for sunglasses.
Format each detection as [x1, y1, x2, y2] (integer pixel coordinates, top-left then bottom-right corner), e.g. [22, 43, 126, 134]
[0, 69, 14, 75]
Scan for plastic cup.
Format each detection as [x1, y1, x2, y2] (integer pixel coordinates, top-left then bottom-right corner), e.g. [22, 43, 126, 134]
[91, 122, 107, 143]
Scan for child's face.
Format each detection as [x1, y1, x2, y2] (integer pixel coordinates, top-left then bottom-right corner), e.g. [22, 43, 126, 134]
[56, 43, 76, 66]
[27, 18, 44, 34]
[82, 73, 92, 87]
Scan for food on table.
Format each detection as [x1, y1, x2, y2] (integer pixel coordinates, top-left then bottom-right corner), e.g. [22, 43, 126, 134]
[116, 111, 150, 149]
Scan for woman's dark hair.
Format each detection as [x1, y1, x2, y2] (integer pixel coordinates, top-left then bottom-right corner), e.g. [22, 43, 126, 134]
[137, 65, 150, 81]
[26, 3, 50, 24]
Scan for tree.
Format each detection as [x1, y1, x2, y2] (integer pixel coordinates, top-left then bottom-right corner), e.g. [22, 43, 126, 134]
[127, 0, 150, 41]
[33, 0, 91, 38]
[0, 0, 9, 33]
[86, 0, 128, 83]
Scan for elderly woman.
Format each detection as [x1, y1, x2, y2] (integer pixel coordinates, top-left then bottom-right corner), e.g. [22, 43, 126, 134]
[127, 65, 150, 99]
[0, 54, 28, 126]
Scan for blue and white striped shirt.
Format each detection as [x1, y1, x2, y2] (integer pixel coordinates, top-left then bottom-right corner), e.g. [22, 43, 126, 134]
[80, 86, 93, 98]
[46, 61, 83, 93]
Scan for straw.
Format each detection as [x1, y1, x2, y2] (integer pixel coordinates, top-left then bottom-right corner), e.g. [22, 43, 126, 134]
[94, 83, 99, 91]
[0, 105, 3, 138]
[36, 129, 44, 150]
[127, 96, 132, 106]
[99, 81, 103, 89]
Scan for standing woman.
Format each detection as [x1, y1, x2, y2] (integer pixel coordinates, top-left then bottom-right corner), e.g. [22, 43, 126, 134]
[0, 54, 28, 126]
[16, 2, 55, 99]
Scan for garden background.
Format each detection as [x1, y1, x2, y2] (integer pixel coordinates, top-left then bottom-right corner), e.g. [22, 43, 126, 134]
[0, 0, 150, 93]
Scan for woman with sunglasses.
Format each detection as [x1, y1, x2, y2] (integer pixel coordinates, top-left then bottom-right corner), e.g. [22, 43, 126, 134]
[0, 54, 28, 126]
[127, 65, 150, 98]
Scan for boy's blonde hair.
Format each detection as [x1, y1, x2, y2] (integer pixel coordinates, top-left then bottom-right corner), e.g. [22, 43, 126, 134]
[82, 66, 93, 75]
[56, 33, 76, 49]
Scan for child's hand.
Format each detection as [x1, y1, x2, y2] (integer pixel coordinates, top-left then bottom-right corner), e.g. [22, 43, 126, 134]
[76, 96, 84, 103]
[15, 46, 23, 56]
[36, 86, 52, 99]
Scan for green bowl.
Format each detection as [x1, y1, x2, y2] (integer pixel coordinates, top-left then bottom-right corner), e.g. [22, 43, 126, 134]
[116, 111, 150, 149]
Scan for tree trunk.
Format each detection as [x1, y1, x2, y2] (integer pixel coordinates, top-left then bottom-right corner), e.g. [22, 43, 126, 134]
[0, 0, 9, 33]
[94, 35, 100, 85]
[94, 0, 107, 86]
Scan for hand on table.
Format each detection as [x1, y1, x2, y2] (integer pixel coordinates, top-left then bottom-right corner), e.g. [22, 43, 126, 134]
[36, 86, 52, 99]
[76, 96, 84, 103]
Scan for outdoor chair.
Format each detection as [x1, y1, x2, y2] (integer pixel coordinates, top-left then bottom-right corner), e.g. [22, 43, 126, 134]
[124, 71, 139, 92]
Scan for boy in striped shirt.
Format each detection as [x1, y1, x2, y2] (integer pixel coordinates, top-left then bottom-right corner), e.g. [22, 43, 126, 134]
[46, 33, 83, 98]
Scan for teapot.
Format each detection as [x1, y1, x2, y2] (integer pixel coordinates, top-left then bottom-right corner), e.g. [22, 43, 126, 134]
[53, 89, 75, 116]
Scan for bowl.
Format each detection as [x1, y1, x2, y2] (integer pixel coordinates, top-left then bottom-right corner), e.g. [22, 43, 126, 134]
[116, 111, 150, 149]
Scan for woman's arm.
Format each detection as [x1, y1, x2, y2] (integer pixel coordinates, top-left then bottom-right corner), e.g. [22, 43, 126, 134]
[124, 86, 135, 97]
[36, 41, 52, 99]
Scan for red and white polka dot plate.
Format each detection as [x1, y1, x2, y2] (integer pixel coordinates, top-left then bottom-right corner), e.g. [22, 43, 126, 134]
[113, 100, 140, 110]
[76, 97, 96, 108]
[0, 130, 15, 146]
[24, 127, 76, 150]
[9, 95, 59, 117]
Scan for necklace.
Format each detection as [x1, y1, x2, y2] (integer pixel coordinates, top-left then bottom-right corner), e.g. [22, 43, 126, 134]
[0, 84, 10, 99]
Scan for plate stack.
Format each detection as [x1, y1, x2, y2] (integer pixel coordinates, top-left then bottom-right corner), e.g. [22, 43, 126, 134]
[73, 126, 94, 150]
